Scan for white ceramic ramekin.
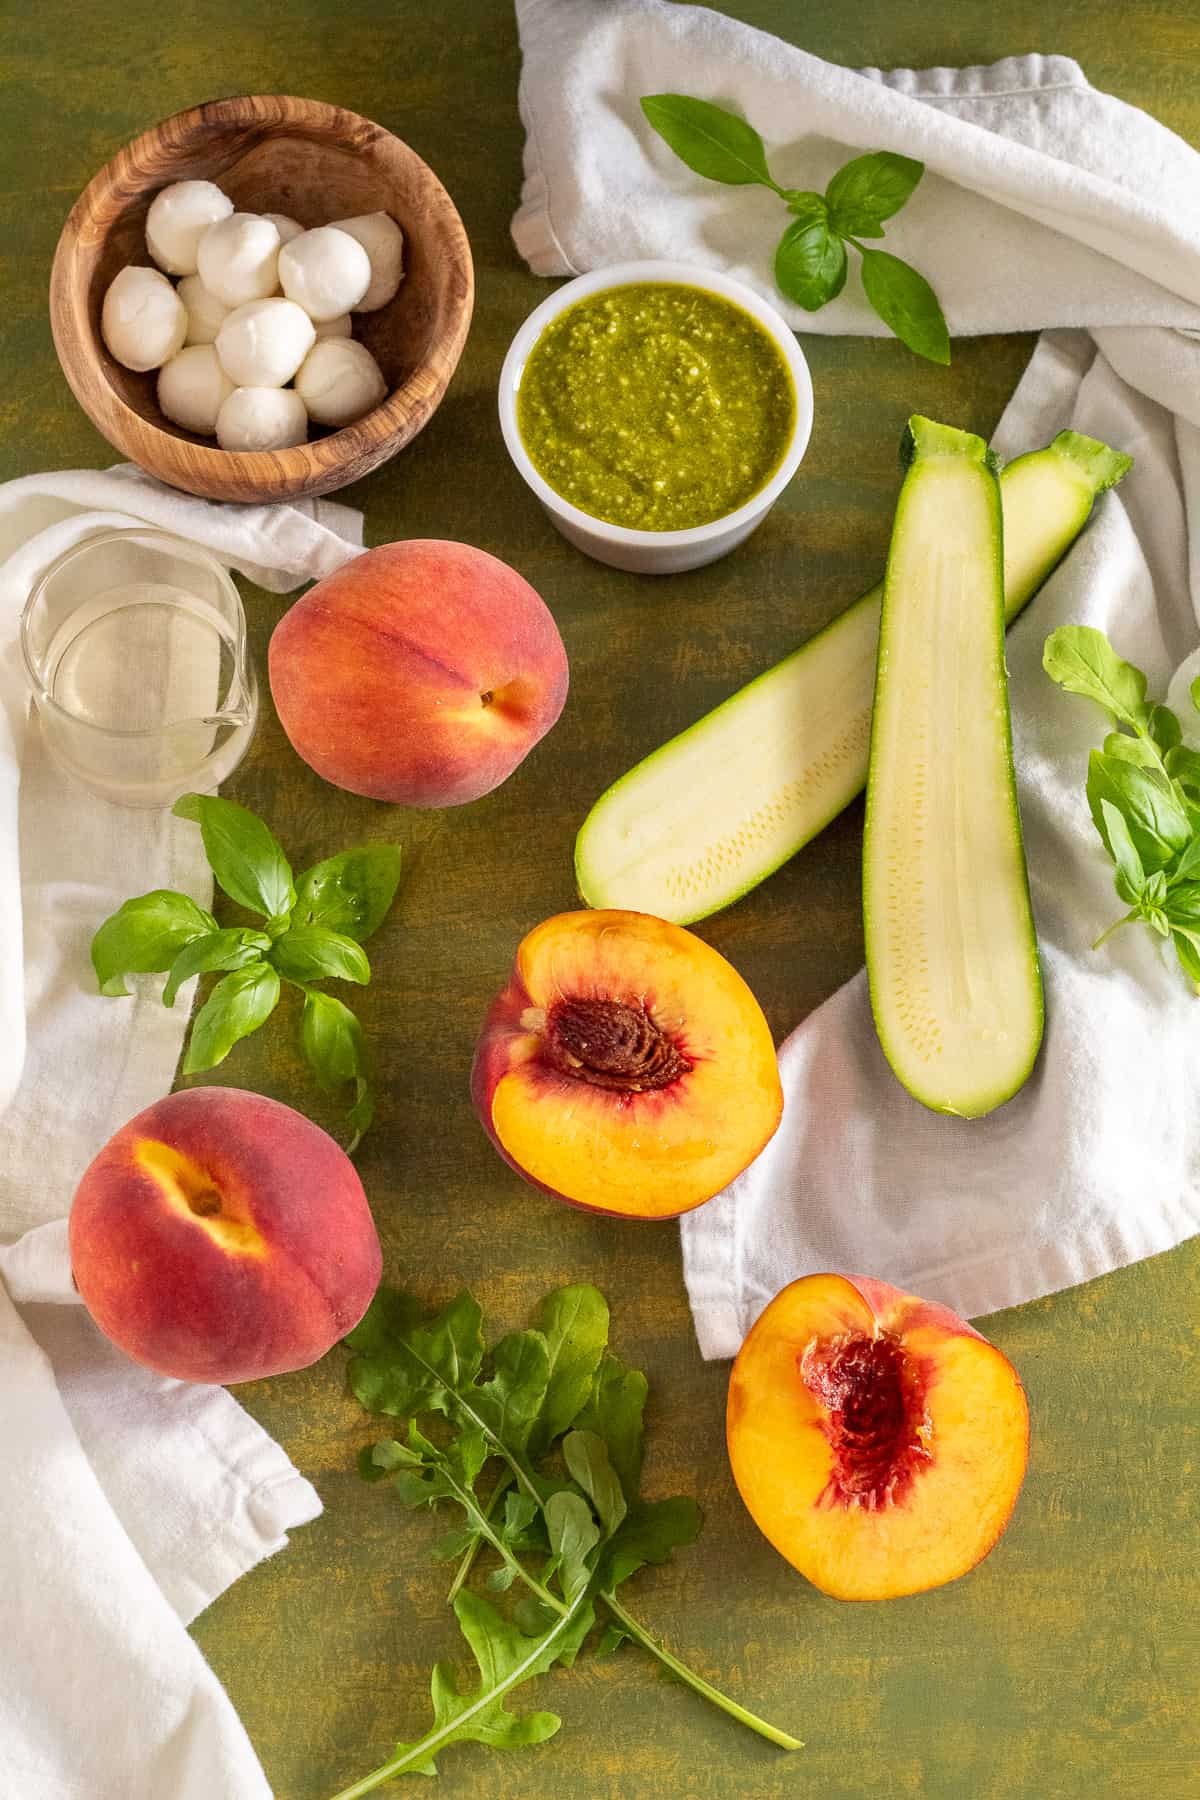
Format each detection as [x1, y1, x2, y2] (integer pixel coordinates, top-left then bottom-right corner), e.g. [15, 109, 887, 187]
[498, 260, 814, 575]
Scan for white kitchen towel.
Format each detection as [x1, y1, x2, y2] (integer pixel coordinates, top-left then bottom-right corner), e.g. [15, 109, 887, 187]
[0, 466, 364, 1796]
[512, 0, 1200, 1354]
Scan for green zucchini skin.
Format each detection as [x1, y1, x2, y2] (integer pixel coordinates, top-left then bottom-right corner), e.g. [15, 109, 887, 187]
[575, 431, 1131, 925]
[863, 416, 1042, 1117]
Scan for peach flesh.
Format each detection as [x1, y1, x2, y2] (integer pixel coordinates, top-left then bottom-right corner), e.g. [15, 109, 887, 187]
[471, 909, 783, 1220]
[727, 1273, 1029, 1599]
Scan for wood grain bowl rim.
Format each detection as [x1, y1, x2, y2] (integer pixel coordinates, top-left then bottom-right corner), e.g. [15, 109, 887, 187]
[49, 93, 475, 502]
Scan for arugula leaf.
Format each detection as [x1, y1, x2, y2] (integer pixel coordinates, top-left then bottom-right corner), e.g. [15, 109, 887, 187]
[1165, 744, 1200, 794]
[640, 94, 777, 189]
[563, 1431, 627, 1537]
[858, 248, 950, 365]
[90, 890, 218, 997]
[1102, 731, 1160, 771]
[347, 1288, 485, 1421]
[602, 1496, 704, 1588]
[774, 211, 847, 311]
[576, 1353, 649, 1503]
[1043, 627, 1152, 734]
[173, 793, 295, 920]
[291, 845, 403, 942]
[379, 1590, 591, 1780]
[545, 1492, 601, 1603]
[162, 927, 271, 1008]
[182, 962, 280, 1074]
[1150, 704, 1182, 753]
[528, 1286, 610, 1454]
[826, 150, 924, 237]
[474, 1331, 551, 1456]
[271, 924, 370, 986]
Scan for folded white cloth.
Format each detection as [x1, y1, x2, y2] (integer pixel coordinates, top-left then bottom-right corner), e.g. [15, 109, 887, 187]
[513, 0, 1200, 1354]
[0, 466, 364, 1795]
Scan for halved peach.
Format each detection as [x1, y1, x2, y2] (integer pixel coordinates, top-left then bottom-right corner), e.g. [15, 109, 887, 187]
[471, 909, 782, 1219]
[727, 1274, 1029, 1600]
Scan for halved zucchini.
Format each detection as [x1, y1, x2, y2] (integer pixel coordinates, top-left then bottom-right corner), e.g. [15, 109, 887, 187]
[576, 430, 1130, 924]
[864, 417, 1041, 1116]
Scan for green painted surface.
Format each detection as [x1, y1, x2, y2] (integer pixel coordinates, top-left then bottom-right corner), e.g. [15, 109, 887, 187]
[4, 1, 1198, 1796]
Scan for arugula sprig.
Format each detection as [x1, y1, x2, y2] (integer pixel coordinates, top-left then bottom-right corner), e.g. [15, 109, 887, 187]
[330, 1284, 800, 1796]
[90, 794, 403, 1150]
[1044, 626, 1200, 983]
[640, 94, 949, 364]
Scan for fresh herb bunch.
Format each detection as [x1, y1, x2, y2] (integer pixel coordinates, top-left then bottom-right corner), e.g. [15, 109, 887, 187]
[1045, 626, 1200, 984]
[91, 794, 403, 1150]
[329, 1283, 800, 1796]
[640, 94, 949, 364]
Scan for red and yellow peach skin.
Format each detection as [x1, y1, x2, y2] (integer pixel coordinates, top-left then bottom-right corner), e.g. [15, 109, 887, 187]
[69, 1087, 381, 1384]
[268, 539, 569, 806]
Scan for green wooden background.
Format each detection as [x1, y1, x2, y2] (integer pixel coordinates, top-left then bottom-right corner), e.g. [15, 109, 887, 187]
[5, 1, 1199, 1795]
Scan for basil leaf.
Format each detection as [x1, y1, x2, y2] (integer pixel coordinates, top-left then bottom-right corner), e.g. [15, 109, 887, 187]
[272, 924, 370, 986]
[1087, 751, 1193, 872]
[1042, 627, 1152, 734]
[826, 150, 924, 237]
[1168, 837, 1200, 886]
[1165, 744, 1200, 793]
[1173, 928, 1200, 990]
[300, 987, 375, 1150]
[1164, 880, 1200, 924]
[1150, 704, 1182, 753]
[162, 927, 271, 1008]
[91, 890, 218, 997]
[183, 961, 280, 1073]
[1100, 800, 1146, 903]
[781, 187, 825, 220]
[292, 844, 403, 942]
[173, 793, 295, 920]
[858, 248, 950, 365]
[563, 1430, 626, 1536]
[774, 210, 847, 311]
[640, 94, 776, 189]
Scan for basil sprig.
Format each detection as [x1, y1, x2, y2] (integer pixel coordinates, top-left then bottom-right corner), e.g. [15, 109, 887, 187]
[91, 795, 404, 1151]
[1045, 626, 1200, 983]
[640, 94, 949, 364]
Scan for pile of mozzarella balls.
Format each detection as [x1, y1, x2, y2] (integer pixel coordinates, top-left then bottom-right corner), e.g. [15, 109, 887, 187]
[100, 180, 403, 451]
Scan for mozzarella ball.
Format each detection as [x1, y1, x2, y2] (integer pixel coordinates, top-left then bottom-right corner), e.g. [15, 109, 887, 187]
[313, 312, 353, 340]
[197, 213, 281, 308]
[176, 275, 231, 347]
[157, 345, 235, 435]
[101, 266, 188, 371]
[215, 298, 316, 388]
[145, 180, 233, 276]
[263, 212, 304, 245]
[278, 226, 371, 322]
[330, 212, 405, 311]
[294, 338, 388, 427]
[216, 386, 308, 452]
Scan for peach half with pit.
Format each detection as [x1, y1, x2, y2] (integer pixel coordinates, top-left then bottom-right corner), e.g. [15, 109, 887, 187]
[471, 909, 783, 1219]
[727, 1274, 1030, 1600]
[69, 1087, 382, 1384]
[268, 539, 569, 807]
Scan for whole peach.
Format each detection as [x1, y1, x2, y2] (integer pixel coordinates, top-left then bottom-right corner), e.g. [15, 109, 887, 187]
[69, 1087, 381, 1384]
[268, 540, 569, 806]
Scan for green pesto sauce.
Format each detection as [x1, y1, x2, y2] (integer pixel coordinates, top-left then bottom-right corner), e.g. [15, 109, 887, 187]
[516, 282, 796, 532]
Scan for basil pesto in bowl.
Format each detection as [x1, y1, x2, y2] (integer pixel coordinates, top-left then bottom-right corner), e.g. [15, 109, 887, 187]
[499, 262, 813, 574]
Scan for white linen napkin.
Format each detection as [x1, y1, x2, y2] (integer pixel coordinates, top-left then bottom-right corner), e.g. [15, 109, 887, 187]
[512, 0, 1200, 1354]
[0, 466, 364, 1796]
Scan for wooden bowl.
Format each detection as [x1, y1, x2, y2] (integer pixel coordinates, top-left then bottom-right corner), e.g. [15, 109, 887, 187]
[50, 95, 474, 502]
